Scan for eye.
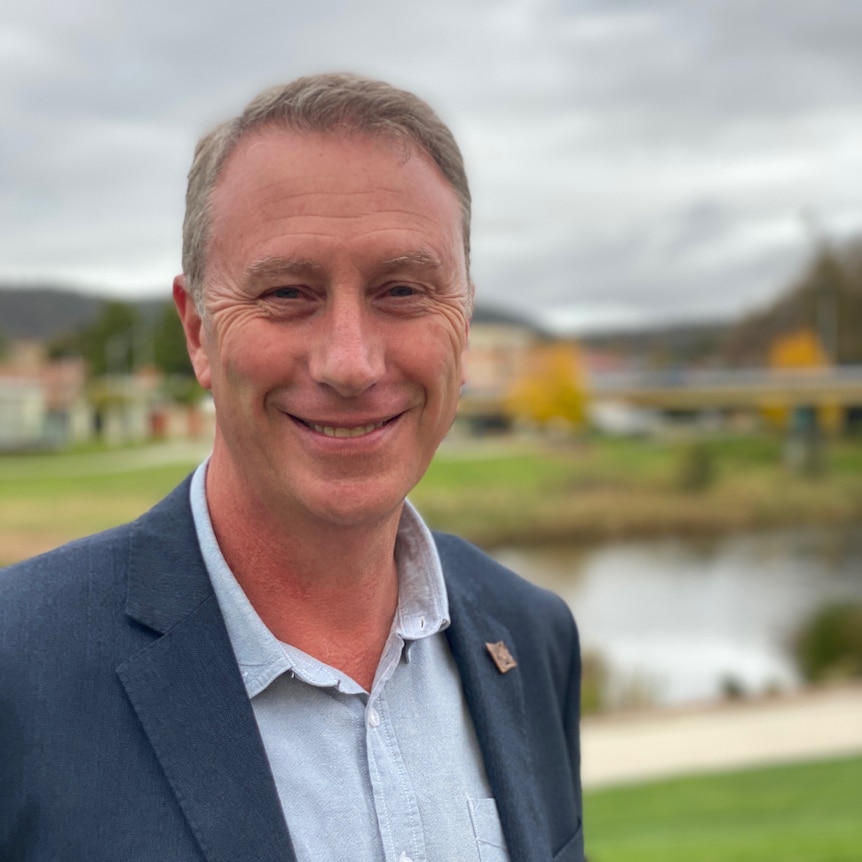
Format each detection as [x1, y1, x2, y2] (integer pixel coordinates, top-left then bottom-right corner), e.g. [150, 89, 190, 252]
[270, 286, 304, 300]
[257, 285, 319, 319]
[385, 283, 420, 298]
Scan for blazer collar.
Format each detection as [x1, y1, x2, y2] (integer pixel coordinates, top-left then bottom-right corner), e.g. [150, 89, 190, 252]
[124, 477, 213, 634]
[440, 536, 551, 862]
[118, 477, 296, 862]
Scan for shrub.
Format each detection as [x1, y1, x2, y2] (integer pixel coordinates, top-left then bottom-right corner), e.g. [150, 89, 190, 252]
[794, 603, 862, 681]
[580, 651, 608, 715]
[675, 441, 715, 492]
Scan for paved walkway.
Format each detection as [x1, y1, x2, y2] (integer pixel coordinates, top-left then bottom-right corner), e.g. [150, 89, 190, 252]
[580, 683, 862, 788]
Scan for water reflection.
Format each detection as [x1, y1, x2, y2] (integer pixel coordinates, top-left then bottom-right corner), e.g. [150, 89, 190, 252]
[493, 526, 862, 706]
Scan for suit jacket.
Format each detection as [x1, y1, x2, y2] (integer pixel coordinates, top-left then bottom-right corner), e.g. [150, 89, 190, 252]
[0, 478, 584, 862]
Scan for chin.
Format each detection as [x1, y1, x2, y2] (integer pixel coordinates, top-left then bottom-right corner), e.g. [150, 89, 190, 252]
[301, 482, 410, 530]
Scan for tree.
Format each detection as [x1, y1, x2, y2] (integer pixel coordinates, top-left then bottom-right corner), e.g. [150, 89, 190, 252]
[153, 302, 194, 377]
[48, 300, 141, 376]
[505, 341, 588, 429]
[763, 328, 837, 434]
[768, 328, 828, 370]
[724, 237, 862, 366]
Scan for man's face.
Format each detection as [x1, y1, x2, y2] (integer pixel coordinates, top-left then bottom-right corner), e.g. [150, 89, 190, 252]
[177, 128, 470, 530]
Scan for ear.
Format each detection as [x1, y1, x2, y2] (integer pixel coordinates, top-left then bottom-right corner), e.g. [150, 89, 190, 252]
[173, 275, 212, 390]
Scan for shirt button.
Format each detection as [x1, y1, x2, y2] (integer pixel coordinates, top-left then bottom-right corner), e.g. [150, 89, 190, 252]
[368, 707, 380, 727]
[399, 853, 413, 862]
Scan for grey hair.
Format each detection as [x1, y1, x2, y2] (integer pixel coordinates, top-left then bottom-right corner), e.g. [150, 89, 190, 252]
[182, 73, 472, 311]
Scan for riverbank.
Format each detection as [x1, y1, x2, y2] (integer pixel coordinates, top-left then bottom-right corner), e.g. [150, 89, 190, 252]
[581, 682, 862, 788]
[414, 433, 862, 549]
[1, 433, 861, 563]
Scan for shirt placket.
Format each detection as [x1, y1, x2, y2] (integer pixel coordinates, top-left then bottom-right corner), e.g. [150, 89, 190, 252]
[365, 666, 427, 862]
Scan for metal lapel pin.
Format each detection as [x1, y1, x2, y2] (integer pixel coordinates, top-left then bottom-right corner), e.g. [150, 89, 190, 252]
[485, 640, 518, 674]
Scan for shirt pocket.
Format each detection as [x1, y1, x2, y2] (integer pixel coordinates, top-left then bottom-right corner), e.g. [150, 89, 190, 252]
[467, 797, 510, 862]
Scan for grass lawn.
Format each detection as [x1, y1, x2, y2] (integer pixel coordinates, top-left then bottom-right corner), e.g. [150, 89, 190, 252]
[584, 755, 862, 862]
[2, 433, 862, 564]
[0, 447, 200, 565]
[411, 433, 862, 547]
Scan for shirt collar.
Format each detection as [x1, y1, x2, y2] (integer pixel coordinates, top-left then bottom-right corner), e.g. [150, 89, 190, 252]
[188, 460, 449, 699]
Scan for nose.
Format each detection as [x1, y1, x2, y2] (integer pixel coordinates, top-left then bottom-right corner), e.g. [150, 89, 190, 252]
[308, 296, 384, 397]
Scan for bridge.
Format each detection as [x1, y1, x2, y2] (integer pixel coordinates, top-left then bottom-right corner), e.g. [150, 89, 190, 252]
[589, 366, 862, 411]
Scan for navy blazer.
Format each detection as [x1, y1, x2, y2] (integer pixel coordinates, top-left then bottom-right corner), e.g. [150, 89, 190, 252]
[0, 478, 584, 861]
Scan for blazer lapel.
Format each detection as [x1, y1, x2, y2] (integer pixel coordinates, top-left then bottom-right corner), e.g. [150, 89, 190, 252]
[117, 481, 295, 862]
[444, 569, 550, 862]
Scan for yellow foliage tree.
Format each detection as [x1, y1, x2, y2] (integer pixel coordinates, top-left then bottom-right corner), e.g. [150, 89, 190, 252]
[768, 328, 828, 369]
[505, 341, 588, 428]
[764, 328, 840, 432]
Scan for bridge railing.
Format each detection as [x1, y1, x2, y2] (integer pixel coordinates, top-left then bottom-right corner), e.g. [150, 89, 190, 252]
[589, 366, 862, 393]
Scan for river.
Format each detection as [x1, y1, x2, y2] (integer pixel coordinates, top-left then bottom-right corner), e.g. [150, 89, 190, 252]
[492, 525, 862, 707]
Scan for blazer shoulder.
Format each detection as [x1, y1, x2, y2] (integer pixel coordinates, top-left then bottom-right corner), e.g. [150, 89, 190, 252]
[1, 521, 134, 606]
[433, 531, 576, 641]
[0, 475, 196, 636]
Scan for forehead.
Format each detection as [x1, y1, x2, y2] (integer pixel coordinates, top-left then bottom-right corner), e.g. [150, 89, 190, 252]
[208, 127, 464, 271]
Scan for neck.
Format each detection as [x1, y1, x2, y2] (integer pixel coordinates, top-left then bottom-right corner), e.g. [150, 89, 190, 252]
[204, 456, 402, 691]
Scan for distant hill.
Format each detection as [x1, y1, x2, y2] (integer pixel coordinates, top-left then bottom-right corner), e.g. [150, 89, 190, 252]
[5, 244, 860, 370]
[0, 285, 553, 343]
[579, 320, 733, 368]
[0, 285, 168, 342]
[582, 238, 862, 369]
[722, 240, 862, 366]
[471, 303, 555, 338]
[0, 284, 738, 371]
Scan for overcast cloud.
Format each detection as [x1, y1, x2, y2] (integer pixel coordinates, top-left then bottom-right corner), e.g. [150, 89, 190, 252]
[3, 0, 862, 331]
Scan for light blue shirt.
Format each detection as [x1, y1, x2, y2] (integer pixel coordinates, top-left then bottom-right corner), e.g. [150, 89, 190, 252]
[189, 463, 509, 862]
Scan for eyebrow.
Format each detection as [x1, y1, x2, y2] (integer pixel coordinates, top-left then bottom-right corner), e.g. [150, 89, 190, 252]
[244, 257, 325, 284]
[244, 251, 443, 284]
[375, 251, 443, 274]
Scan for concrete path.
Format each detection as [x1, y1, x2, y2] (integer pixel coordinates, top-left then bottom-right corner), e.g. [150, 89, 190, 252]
[581, 683, 862, 789]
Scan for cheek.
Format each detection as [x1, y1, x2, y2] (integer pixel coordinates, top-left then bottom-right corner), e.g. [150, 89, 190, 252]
[408, 323, 467, 400]
[439, 316, 469, 380]
[211, 322, 295, 393]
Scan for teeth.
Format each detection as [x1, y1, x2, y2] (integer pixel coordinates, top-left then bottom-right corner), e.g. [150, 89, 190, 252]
[308, 421, 385, 438]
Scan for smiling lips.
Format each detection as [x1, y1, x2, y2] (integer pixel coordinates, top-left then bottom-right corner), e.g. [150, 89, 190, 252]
[296, 416, 398, 439]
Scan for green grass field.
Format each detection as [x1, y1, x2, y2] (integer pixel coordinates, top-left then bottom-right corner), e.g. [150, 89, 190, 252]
[584, 756, 862, 862]
[0, 446, 201, 565]
[411, 434, 862, 547]
[2, 433, 862, 564]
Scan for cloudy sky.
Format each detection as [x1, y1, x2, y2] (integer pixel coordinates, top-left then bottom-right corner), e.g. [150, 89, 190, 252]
[3, 0, 862, 331]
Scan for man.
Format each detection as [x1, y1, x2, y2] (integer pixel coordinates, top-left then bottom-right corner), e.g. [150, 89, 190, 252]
[1, 74, 584, 861]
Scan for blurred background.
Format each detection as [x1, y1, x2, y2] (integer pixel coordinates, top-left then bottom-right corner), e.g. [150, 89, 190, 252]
[2, 1, 861, 858]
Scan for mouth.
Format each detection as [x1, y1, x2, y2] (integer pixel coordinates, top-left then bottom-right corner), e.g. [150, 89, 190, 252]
[292, 414, 402, 439]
